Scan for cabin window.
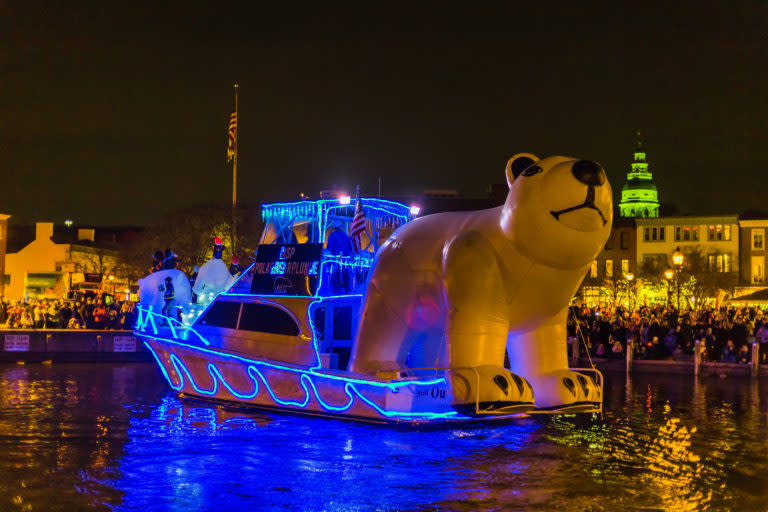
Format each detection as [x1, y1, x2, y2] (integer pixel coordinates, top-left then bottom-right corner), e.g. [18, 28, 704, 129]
[199, 301, 241, 329]
[239, 303, 300, 336]
[312, 307, 326, 340]
[332, 306, 353, 340]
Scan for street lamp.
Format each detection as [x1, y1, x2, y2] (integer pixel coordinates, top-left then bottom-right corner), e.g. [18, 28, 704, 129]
[625, 273, 634, 311]
[664, 269, 674, 308]
[672, 247, 684, 310]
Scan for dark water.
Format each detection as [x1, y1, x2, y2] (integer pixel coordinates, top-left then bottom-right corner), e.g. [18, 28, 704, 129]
[1, 364, 767, 512]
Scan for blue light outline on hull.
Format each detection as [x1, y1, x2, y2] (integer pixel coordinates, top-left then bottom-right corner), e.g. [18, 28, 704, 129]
[141, 339, 462, 420]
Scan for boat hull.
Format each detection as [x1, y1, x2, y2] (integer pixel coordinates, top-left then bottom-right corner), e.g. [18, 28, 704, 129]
[141, 336, 527, 425]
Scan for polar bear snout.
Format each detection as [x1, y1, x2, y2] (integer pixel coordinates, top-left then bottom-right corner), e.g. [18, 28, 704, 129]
[571, 160, 606, 187]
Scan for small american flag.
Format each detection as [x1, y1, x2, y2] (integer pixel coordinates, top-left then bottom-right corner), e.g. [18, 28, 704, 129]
[350, 196, 366, 251]
[226, 112, 237, 162]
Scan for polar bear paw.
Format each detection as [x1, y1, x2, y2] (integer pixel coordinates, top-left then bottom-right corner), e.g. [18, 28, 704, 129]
[449, 366, 536, 416]
[527, 369, 601, 411]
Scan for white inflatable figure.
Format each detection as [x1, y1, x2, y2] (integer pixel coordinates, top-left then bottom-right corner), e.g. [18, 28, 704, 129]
[193, 257, 235, 300]
[349, 154, 612, 412]
[138, 269, 193, 319]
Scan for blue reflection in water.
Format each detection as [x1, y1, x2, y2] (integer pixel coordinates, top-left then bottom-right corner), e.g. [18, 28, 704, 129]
[3, 364, 768, 511]
[113, 395, 540, 511]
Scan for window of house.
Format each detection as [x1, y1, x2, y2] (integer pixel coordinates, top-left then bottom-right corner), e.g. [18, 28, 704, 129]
[708, 224, 732, 241]
[753, 230, 764, 250]
[620, 232, 629, 250]
[675, 225, 698, 241]
[590, 260, 598, 278]
[647, 227, 665, 242]
[709, 254, 731, 273]
[644, 228, 650, 242]
[605, 259, 613, 278]
[604, 234, 614, 250]
[621, 259, 629, 275]
[752, 255, 764, 284]
[752, 256, 765, 284]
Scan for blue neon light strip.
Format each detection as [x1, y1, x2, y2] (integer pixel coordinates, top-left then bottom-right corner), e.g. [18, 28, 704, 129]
[141, 338, 462, 420]
[136, 305, 211, 346]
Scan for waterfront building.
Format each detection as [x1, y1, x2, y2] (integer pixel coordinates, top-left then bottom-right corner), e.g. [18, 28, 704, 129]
[0, 213, 9, 298]
[580, 218, 637, 306]
[618, 131, 660, 218]
[737, 217, 768, 292]
[3, 222, 138, 301]
[594, 217, 637, 279]
[635, 215, 740, 275]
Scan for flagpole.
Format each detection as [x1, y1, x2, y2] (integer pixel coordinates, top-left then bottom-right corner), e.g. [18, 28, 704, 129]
[232, 83, 239, 257]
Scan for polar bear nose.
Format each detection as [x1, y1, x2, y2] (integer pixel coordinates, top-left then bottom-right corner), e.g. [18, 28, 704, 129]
[572, 160, 606, 186]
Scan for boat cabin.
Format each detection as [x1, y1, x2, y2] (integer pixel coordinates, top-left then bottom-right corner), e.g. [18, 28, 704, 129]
[194, 197, 416, 370]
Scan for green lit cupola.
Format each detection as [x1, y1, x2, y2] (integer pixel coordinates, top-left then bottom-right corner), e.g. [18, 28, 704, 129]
[619, 130, 660, 218]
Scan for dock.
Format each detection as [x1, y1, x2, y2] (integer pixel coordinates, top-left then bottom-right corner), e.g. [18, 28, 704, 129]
[0, 329, 150, 362]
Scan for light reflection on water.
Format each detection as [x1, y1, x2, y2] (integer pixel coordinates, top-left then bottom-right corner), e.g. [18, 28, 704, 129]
[1, 364, 767, 511]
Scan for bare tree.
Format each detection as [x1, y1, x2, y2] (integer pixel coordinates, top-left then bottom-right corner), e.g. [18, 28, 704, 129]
[119, 203, 262, 278]
[677, 246, 737, 310]
[72, 245, 119, 276]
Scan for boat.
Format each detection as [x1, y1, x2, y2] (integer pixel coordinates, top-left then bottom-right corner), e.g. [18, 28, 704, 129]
[135, 194, 604, 426]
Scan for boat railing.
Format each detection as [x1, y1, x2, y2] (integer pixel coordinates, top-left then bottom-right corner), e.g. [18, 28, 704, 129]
[570, 366, 604, 414]
[134, 304, 212, 346]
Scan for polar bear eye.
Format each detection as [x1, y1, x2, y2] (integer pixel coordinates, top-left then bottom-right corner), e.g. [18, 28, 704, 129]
[521, 166, 542, 177]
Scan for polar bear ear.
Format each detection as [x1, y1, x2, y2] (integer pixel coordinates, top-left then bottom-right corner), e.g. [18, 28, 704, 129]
[505, 153, 540, 186]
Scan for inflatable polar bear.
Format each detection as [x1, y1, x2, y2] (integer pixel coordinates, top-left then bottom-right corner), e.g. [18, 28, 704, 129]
[349, 154, 613, 411]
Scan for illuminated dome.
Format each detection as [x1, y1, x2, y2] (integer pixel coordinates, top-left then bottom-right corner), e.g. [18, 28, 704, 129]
[619, 130, 660, 218]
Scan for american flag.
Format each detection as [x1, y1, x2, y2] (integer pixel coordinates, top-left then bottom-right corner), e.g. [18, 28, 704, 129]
[350, 196, 366, 251]
[226, 112, 237, 162]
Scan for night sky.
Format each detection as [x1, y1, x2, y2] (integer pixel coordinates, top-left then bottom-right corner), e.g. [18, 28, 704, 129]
[3, 2, 766, 225]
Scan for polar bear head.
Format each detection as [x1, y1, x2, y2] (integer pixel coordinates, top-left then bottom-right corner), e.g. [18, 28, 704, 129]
[499, 153, 613, 269]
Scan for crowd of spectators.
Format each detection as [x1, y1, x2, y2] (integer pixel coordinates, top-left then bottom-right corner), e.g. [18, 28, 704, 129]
[568, 304, 768, 364]
[0, 298, 137, 330]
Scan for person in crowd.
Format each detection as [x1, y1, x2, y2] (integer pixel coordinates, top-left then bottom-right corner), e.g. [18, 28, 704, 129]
[755, 321, 768, 364]
[67, 315, 83, 329]
[595, 342, 606, 357]
[92, 301, 107, 329]
[663, 327, 678, 357]
[738, 343, 751, 365]
[0, 297, 138, 331]
[611, 337, 624, 358]
[721, 339, 738, 363]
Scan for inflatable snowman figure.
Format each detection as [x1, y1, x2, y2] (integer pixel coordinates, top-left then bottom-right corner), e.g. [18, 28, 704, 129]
[192, 236, 236, 305]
